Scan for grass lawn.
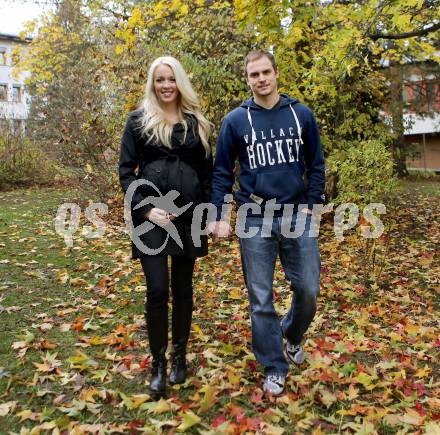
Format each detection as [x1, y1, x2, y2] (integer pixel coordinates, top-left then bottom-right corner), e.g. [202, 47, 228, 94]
[0, 180, 438, 433]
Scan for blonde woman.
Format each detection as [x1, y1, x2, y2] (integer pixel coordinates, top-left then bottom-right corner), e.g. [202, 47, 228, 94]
[119, 56, 212, 398]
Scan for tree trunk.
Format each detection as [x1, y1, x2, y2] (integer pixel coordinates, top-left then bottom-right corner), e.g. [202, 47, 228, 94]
[389, 65, 409, 177]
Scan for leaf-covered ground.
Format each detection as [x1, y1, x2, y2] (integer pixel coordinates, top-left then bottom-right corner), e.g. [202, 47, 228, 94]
[0, 180, 439, 434]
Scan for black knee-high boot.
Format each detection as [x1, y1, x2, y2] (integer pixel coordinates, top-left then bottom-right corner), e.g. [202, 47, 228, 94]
[146, 305, 168, 398]
[169, 300, 192, 385]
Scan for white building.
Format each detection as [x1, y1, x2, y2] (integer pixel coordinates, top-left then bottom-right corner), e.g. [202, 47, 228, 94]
[0, 32, 31, 133]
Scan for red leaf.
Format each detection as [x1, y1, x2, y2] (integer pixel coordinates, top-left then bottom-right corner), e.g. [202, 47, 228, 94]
[72, 321, 84, 331]
[139, 358, 150, 369]
[415, 401, 426, 416]
[229, 404, 246, 422]
[212, 414, 227, 427]
[394, 379, 404, 388]
[244, 417, 262, 431]
[129, 419, 144, 434]
[412, 382, 427, 396]
[314, 338, 335, 351]
[317, 371, 335, 383]
[246, 360, 258, 373]
[251, 388, 264, 404]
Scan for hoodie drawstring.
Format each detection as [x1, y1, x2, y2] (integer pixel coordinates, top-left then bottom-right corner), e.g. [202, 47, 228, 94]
[289, 104, 304, 145]
[246, 104, 304, 146]
[247, 107, 257, 146]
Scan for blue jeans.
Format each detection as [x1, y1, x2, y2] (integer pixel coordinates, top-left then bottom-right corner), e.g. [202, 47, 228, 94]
[239, 211, 321, 376]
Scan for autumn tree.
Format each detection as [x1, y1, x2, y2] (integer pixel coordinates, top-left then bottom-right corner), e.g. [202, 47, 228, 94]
[233, 0, 439, 182]
[17, 0, 252, 198]
[19, 0, 114, 195]
[18, 0, 439, 199]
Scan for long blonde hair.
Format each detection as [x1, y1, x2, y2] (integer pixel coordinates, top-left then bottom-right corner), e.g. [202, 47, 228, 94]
[139, 56, 212, 156]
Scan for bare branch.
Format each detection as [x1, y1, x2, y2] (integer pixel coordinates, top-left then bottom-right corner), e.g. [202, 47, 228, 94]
[369, 21, 440, 41]
[99, 5, 129, 21]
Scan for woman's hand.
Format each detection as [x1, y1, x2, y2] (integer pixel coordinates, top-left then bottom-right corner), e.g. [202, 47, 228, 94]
[145, 208, 176, 226]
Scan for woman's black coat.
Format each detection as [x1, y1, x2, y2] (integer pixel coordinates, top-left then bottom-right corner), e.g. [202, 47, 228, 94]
[119, 110, 212, 258]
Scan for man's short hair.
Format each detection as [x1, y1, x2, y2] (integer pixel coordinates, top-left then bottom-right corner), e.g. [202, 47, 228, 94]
[244, 50, 278, 75]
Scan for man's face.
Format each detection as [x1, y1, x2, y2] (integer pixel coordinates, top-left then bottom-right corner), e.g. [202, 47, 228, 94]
[246, 56, 279, 98]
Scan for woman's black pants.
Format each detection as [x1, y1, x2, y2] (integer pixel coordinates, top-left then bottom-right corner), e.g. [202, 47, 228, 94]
[140, 255, 195, 361]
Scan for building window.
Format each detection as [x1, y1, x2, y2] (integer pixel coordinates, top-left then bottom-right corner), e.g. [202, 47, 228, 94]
[0, 84, 7, 101]
[12, 85, 22, 103]
[426, 81, 440, 111]
[0, 48, 6, 66]
[404, 80, 440, 112]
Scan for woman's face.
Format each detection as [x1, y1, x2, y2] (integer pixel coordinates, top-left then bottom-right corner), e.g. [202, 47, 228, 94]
[153, 64, 179, 105]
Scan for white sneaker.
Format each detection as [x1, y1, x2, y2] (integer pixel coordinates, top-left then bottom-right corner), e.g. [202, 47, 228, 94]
[263, 373, 285, 396]
[285, 341, 305, 365]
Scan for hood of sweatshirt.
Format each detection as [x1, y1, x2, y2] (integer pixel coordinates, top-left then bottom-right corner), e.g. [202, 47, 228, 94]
[240, 93, 299, 109]
[240, 94, 303, 147]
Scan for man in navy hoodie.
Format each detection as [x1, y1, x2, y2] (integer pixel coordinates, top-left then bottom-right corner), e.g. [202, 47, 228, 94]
[208, 50, 325, 396]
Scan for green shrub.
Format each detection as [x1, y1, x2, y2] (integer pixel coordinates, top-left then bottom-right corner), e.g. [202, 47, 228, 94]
[0, 134, 62, 188]
[327, 140, 399, 208]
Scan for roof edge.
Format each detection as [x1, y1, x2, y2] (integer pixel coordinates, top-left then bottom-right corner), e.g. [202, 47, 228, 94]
[0, 33, 32, 43]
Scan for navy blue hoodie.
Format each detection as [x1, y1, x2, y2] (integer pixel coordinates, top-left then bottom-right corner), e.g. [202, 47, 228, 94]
[211, 94, 325, 219]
